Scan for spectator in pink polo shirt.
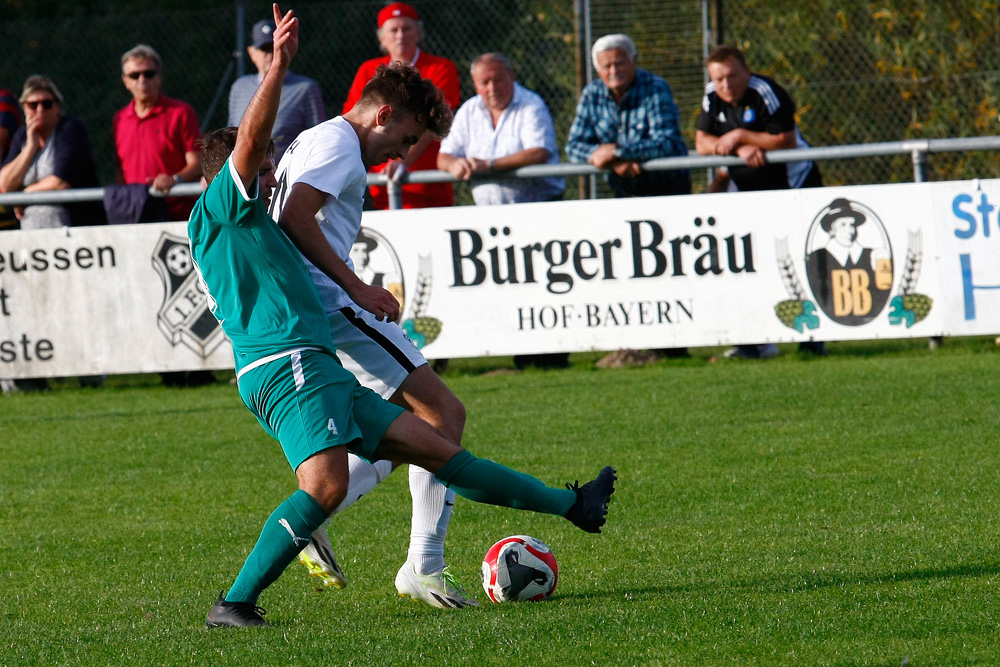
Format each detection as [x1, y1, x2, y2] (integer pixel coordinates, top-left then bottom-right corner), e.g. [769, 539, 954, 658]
[113, 44, 202, 222]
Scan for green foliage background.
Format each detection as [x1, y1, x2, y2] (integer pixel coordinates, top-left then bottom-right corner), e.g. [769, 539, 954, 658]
[0, 1, 996, 194]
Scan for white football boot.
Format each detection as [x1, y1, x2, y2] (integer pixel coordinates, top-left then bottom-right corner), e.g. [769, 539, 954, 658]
[394, 562, 480, 609]
[298, 526, 348, 589]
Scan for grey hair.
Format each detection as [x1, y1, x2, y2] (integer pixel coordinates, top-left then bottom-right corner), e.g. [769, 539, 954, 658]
[591, 34, 637, 69]
[19, 75, 64, 106]
[377, 19, 424, 53]
[121, 44, 162, 72]
[470, 52, 514, 76]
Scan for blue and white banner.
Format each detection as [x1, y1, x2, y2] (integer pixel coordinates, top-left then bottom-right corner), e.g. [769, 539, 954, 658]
[0, 179, 997, 377]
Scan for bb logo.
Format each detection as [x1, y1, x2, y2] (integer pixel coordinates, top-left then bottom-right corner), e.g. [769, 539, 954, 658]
[774, 198, 932, 331]
[805, 198, 893, 325]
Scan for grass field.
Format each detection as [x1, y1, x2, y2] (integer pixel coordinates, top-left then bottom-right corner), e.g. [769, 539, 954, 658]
[2, 338, 999, 666]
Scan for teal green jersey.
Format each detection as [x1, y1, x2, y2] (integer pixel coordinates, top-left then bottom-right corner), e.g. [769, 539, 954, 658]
[188, 157, 337, 372]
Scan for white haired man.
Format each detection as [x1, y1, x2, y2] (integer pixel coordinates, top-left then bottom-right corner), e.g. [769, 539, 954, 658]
[566, 33, 690, 198]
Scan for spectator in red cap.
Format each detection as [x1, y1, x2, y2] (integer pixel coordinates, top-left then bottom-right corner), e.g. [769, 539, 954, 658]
[343, 2, 460, 209]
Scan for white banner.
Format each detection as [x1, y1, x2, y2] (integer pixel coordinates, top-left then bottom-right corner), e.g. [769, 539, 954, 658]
[1, 179, 997, 378]
[0, 223, 231, 378]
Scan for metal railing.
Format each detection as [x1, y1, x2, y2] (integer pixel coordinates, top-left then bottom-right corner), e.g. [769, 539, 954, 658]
[1, 136, 998, 210]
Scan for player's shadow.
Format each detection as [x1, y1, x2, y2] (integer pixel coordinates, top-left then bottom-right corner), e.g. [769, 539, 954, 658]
[757, 560, 1000, 593]
[556, 560, 1000, 602]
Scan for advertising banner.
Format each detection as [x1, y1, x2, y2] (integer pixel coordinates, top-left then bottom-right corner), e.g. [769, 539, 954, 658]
[0, 179, 997, 378]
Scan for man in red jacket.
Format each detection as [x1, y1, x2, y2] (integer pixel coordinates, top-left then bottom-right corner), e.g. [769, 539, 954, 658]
[343, 2, 459, 209]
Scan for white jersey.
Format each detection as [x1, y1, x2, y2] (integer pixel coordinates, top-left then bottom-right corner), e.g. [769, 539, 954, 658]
[270, 116, 367, 314]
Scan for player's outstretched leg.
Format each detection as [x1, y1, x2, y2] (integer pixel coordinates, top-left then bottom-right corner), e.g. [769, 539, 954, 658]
[376, 412, 618, 532]
[435, 453, 617, 533]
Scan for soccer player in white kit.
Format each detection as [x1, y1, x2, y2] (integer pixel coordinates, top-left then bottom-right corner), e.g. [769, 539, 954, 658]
[268, 63, 474, 608]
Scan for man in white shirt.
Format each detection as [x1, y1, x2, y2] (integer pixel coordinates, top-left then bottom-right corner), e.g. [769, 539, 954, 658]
[437, 53, 569, 369]
[438, 52, 564, 206]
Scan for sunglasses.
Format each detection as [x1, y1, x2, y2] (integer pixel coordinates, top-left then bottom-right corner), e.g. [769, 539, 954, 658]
[24, 99, 55, 110]
[126, 70, 159, 80]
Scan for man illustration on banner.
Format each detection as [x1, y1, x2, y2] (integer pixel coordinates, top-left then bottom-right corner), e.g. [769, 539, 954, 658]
[805, 197, 893, 325]
[350, 230, 403, 310]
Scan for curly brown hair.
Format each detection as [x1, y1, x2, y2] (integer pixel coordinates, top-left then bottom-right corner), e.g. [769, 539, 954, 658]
[359, 62, 452, 139]
[199, 126, 275, 183]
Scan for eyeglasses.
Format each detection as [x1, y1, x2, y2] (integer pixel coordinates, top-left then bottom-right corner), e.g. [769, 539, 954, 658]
[24, 99, 55, 110]
[126, 70, 159, 80]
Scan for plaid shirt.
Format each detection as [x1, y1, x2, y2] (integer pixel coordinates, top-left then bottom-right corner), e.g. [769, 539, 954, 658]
[566, 68, 689, 196]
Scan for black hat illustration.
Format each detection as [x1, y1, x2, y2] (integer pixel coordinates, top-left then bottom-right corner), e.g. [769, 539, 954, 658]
[353, 231, 378, 251]
[820, 198, 866, 233]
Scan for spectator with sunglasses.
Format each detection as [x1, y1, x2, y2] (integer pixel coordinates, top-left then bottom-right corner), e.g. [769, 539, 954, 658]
[228, 18, 324, 161]
[113, 44, 202, 221]
[0, 75, 104, 229]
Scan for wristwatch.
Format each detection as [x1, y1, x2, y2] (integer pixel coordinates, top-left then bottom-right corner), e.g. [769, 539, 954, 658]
[172, 174, 183, 184]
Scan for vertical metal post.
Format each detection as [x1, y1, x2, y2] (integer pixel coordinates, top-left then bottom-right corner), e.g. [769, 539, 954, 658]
[387, 179, 403, 210]
[912, 145, 939, 349]
[574, 0, 595, 199]
[583, 0, 596, 199]
[911, 148, 928, 183]
[702, 0, 714, 186]
[715, 0, 724, 45]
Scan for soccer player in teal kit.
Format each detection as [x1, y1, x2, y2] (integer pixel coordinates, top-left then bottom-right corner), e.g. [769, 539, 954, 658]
[188, 4, 615, 628]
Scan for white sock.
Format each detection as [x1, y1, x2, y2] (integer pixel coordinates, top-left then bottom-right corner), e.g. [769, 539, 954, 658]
[333, 456, 394, 516]
[406, 465, 453, 575]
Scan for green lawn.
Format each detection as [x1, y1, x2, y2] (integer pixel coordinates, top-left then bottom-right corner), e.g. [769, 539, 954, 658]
[1, 339, 998, 666]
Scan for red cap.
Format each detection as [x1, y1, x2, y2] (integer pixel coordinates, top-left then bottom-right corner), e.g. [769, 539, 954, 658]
[377, 2, 419, 28]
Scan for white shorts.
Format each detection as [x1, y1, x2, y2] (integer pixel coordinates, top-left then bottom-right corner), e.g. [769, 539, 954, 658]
[330, 306, 428, 400]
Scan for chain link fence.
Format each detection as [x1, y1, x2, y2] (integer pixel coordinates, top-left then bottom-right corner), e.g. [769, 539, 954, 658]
[0, 0, 996, 200]
[717, 0, 1000, 187]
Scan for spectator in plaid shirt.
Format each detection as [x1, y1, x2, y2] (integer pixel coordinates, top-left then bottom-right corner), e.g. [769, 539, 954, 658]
[566, 33, 690, 198]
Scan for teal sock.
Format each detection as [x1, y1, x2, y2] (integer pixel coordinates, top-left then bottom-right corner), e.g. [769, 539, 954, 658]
[434, 450, 576, 517]
[226, 490, 328, 605]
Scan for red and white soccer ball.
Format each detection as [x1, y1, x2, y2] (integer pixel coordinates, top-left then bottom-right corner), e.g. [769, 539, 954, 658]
[481, 535, 558, 602]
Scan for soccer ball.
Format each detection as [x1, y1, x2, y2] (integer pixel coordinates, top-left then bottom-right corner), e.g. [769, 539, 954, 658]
[481, 535, 558, 602]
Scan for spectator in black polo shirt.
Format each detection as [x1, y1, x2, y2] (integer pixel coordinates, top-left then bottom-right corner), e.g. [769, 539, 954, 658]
[696, 44, 825, 359]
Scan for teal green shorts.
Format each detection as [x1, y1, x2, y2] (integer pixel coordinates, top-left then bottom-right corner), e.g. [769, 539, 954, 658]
[237, 348, 405, 470]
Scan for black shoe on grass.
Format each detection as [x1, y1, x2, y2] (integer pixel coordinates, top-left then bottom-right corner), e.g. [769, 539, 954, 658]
[564, 466, 617, 533]
[206, 591, 267, 628]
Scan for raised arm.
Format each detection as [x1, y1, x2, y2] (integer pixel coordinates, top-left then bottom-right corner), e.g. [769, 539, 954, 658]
[231, 3, 298, 190]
